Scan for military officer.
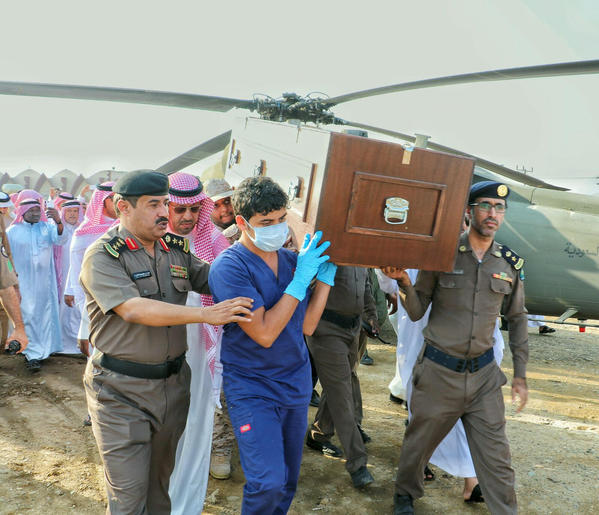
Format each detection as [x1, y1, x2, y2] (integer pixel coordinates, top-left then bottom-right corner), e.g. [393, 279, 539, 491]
[383, 181, 528, 515]
[306, 265, 378, 489]
[80, 170, 253, 515]
[0, 191, 17, 349]
[0, 204, 28, 352]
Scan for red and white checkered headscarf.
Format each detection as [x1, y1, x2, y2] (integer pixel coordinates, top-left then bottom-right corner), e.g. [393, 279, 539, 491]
[168, 172, 222, 265]
[168, 172, 230, 386]
[74, 182, 115, 237]
[54, 192, 75, 211]
[12, 190, 48, 225]
[59, 199, 85, 226]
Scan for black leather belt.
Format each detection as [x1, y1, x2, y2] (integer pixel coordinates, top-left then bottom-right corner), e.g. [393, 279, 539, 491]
[321, 309, 360, 329]
[424, 344, 494, 373]
[100, 353, 186, 379]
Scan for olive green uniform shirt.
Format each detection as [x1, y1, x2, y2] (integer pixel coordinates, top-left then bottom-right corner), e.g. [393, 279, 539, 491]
[80, 225, 210, 364]
[402, 232, 528, 378]
[0, 222, 17, 290]
[325, 265, 377, 320]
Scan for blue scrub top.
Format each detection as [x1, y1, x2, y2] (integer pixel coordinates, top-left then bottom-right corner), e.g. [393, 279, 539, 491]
[209, 243, 311, 407]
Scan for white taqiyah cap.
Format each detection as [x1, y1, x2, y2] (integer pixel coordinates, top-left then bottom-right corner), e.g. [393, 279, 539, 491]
[0, 192, 14, 208]
[204, 178, 234, 202]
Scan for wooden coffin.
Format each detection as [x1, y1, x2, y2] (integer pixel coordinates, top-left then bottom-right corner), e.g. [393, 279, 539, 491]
[225, 117, 474, 272]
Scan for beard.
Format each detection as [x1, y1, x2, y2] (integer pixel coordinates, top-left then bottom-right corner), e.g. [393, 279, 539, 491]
[471, 217, 498, 238]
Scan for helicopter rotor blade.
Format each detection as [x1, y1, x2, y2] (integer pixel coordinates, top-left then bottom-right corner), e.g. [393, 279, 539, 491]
[156, 131, 232, 175]
[0, 81, 254, 112]
[327, 60, 599, 106]
[339, 119, 568, 191]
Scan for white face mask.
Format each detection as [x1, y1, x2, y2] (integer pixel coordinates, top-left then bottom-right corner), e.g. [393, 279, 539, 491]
[244, 218, 289, 252]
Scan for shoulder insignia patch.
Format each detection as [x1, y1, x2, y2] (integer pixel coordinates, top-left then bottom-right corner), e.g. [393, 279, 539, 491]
[499, 244, 525, 271]
[103, 236, 126, 259]
[162, 232, 190, 253]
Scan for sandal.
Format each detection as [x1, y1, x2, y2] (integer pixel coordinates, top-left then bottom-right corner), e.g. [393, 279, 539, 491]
[464, 483, 485, 503]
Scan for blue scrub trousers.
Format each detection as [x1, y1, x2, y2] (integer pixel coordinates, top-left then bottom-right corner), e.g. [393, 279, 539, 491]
[227, 396, 308, 515]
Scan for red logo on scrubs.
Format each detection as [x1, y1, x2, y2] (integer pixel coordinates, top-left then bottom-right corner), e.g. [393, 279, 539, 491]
[240, 424, 251, 433]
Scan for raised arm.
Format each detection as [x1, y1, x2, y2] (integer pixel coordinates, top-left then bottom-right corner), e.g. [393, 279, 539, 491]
[380, 267, 435, 321]
[303, 261, 336, 335]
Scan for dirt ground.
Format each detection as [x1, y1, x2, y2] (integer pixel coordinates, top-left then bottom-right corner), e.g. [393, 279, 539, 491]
[1, 321, 598, 514]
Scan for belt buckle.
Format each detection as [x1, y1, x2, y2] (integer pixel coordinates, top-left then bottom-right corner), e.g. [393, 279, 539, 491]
[455, 359, 467, 373]
[470, 357, 480, 372]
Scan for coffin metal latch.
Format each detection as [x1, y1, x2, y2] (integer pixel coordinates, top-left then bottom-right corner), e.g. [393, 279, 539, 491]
[384, 197, 409, 225]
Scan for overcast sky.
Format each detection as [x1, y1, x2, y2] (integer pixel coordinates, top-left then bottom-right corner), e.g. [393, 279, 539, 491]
[0, 0, 597, 182]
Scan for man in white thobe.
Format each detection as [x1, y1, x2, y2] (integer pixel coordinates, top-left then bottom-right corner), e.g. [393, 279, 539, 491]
[55, 198, 85, 354]
[7, 190, 67, 371]
[64, 182, 115, 357]
[167, 172, 230, 515]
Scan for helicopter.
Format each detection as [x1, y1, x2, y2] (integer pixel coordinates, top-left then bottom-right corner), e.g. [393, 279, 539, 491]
[1, 59, 599, 327]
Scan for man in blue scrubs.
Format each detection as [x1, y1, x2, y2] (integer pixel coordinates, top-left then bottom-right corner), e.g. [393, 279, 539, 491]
[209, 176, 335, 514]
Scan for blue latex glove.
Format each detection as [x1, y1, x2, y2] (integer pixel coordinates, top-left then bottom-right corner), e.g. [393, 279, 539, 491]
[316, 261, 337, 286]
[284, 231, 331, 301]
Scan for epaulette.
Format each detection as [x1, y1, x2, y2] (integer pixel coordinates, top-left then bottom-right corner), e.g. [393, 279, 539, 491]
[497, 244, 525, 271]
[103, 236, 126, 258]
[161, 232, 190, 253]
[103, 236, 140, 258]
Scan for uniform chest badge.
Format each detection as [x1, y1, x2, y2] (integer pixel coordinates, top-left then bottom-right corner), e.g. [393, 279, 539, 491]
[131, 270, 152, 280]
[492, 272, 513, 283]
[170, 264, 189, 279]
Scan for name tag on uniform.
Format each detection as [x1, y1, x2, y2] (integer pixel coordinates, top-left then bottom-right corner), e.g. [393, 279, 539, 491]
[170, 264, 188, 279]
[492, 272, 513, 283]
[131, 270, 152, 280]
[450, 269, 464, 275]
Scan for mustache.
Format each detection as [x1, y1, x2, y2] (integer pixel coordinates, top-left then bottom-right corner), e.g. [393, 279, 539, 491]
[483, 217, 498, 224]
[155, 217, 169, 225]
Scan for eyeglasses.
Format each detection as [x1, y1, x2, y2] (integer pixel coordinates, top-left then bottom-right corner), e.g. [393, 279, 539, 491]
[470, 202, 507, 213]
[172, 206, 200, 214]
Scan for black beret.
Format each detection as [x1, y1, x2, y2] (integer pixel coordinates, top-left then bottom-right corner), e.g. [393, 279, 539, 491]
[468, 181, 510, 204]
[113, 170, 168, 196]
